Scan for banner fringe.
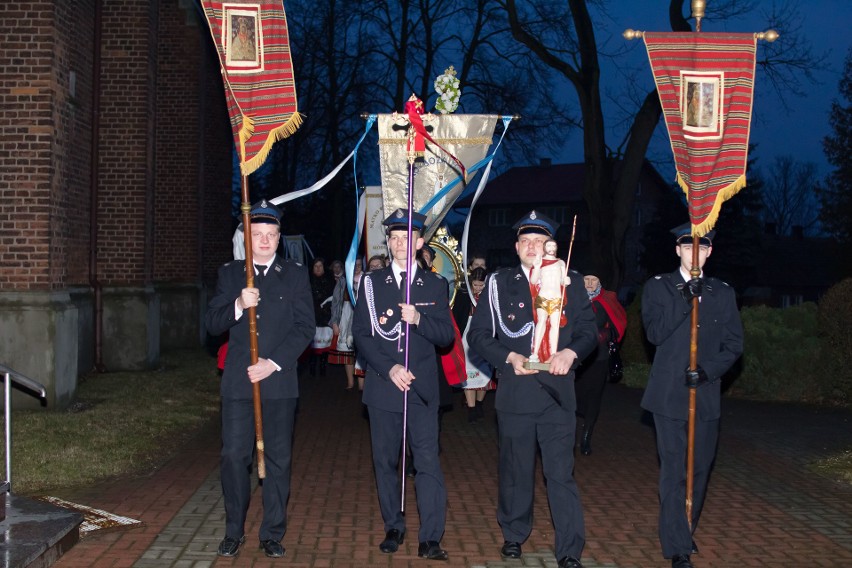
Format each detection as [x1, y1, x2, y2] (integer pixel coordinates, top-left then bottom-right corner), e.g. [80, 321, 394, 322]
[240, 112, 303, 175]
[677, 173, 746, 237]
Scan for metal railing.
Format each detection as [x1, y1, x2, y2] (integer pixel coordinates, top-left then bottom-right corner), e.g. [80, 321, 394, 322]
[0, 363, 47, 494]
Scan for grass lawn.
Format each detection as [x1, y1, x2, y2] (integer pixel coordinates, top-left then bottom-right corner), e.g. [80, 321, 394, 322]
[1, 349, 220, 496]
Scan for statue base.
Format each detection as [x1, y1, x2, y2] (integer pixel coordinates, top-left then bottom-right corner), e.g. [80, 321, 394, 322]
[523, 360, 551, 371]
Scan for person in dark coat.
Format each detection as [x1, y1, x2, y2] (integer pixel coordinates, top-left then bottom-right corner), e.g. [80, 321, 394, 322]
[467, 210, 597, 568]
[352, 209, 455, 561]
[641, 224, 743, 568]
[205, 200, 315, 559]
[574, 273, 627, 455]
[309, 257, 335, 376]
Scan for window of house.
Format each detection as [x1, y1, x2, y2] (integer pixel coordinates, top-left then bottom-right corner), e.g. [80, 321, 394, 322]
[488, 208, 509, 226]
[540, 206, 568, 224]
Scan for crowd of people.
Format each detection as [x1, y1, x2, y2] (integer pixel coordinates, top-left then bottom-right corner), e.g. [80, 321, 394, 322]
[208, 203, 742, 568]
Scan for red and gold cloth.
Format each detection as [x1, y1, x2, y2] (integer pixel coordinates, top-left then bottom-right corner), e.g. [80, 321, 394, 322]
[643, 32, 757, 236]
[201, 1, 301, 175]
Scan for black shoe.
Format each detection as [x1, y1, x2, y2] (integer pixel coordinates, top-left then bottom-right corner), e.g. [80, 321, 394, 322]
[558, 557, 584, 568]
[217, 535, 245, 557]
[500, 541, 522, 559]
[475, 400, 484, 420]
[691, 539, 699, 554]
[259, 539, 285, 558]
[672, 554, 694, 568]
[467, 406, 477, 423]
[379, 529, 405, 553]
[417, 540, 448, 561]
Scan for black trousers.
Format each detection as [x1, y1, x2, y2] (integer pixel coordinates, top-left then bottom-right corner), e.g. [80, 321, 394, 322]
[574, 359, 607, 430]
[368, 404, 447, 543]
[497, 406, 585, 559]
[221, 397, 297, 541]
[653, 413, 719, 558]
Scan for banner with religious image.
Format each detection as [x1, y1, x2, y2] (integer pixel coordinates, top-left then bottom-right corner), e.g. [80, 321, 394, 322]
[377, 114, 498, 240]
[362, 186, 388, 262]
[643, 32, 757, 235]
[201, 1, 301, 175]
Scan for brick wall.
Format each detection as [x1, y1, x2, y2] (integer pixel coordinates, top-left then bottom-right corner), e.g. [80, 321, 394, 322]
[199, 36, 234, 285]
[153, 1, 201, 283]
[153, 0, 232, 285]
[0, 2, 55, 290]
[1, 0, 233, 291]
[97, 0, 154, 285]
[54, 0, 95, 288]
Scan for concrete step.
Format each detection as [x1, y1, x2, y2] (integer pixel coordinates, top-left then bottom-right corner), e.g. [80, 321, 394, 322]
[0, 493, 82, 568]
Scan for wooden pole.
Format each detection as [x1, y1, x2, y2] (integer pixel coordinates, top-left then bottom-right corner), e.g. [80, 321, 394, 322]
[558, 215, 578, 328]
[685, 234, 700, 527]
[239, 173, 266, 479]
[684, 0, 707, 528]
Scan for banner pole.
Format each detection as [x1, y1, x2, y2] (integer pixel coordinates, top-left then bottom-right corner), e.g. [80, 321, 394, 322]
[240, 172, 266, 480]
[399, 123, 418, 512]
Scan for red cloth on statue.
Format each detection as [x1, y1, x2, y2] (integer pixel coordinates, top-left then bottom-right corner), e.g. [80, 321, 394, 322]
[529, 258, 562, 362]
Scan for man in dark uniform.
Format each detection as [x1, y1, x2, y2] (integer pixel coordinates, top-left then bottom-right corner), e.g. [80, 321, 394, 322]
[467, 210, 597, 568]
[352, 209, 455, 561]
[641, 224, 743, 568]
[205, 200, 315, 558]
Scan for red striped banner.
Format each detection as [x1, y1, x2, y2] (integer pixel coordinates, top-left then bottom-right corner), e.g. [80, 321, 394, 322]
[644, 32, 757, 236]
[201, 1, 301, 175]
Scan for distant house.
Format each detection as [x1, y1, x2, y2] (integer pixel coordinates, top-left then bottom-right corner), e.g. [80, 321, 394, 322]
[742, 225, 846, 307]
[457, 159, 671, 297]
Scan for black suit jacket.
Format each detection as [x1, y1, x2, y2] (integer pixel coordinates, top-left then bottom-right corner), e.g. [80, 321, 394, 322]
[352, 265, 454, 412]
[205, 257, 315, 400]
[467, 266, 597, 414]
[640, 270, 744, 421]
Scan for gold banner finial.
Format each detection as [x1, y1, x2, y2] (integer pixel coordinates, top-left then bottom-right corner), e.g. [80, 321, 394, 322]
[692, 0, 707, 32]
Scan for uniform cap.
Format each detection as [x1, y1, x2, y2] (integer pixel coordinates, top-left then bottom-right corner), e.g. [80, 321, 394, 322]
[512, 210, 558, 238]
[671, 223, 714, 246]
[383, 208, 427, 233]
[250, 200, 282, 226]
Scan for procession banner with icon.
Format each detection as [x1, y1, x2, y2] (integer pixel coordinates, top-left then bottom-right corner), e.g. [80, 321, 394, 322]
[200, 0, 301, 175]
[643, 32, 757, 235]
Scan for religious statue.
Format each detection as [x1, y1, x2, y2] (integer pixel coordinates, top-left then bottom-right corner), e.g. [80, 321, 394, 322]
[529, 239, 569, 364]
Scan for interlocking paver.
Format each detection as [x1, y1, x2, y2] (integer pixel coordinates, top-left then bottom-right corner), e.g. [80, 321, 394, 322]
[50, 362, 851, 567]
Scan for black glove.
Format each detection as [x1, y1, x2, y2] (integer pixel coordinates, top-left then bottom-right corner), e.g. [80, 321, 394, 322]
[679, 277, 704, 303]
[685, 366, 710, 388]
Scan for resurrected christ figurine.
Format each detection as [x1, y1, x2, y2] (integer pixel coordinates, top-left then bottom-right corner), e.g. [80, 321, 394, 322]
[529, 239, 570, 363]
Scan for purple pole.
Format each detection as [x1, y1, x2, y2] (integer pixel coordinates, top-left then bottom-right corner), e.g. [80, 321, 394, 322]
[400, 138, 416, 512]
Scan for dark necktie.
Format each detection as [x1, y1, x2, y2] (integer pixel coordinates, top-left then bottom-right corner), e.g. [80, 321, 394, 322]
[255, 264, 266, 284]
[398, 271, 406, 290]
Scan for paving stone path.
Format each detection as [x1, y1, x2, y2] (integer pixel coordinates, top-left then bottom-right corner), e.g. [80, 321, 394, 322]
[53, 363, 851, 567]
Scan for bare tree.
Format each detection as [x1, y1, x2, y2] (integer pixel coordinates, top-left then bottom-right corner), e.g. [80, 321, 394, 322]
[760, 156, 820, 236]
[265, 0, 583, 257]
[819, 48, 852, 245]
[502, 0, 828, 287]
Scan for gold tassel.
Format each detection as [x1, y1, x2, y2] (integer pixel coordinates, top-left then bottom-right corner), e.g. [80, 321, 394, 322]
[677, 173, 747, 237]
[240, 112, 304, 176]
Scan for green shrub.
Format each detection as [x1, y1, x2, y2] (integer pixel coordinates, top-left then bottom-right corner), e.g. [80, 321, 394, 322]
[620, 288, 653, 365]
[728, 303, 824, 402]
[622, 362, 651, 389]
[617, 282, 849, 406]
[817, 278, 852, 403]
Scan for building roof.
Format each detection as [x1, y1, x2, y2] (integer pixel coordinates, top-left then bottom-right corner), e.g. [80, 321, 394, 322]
[458, 160, 668, 207]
